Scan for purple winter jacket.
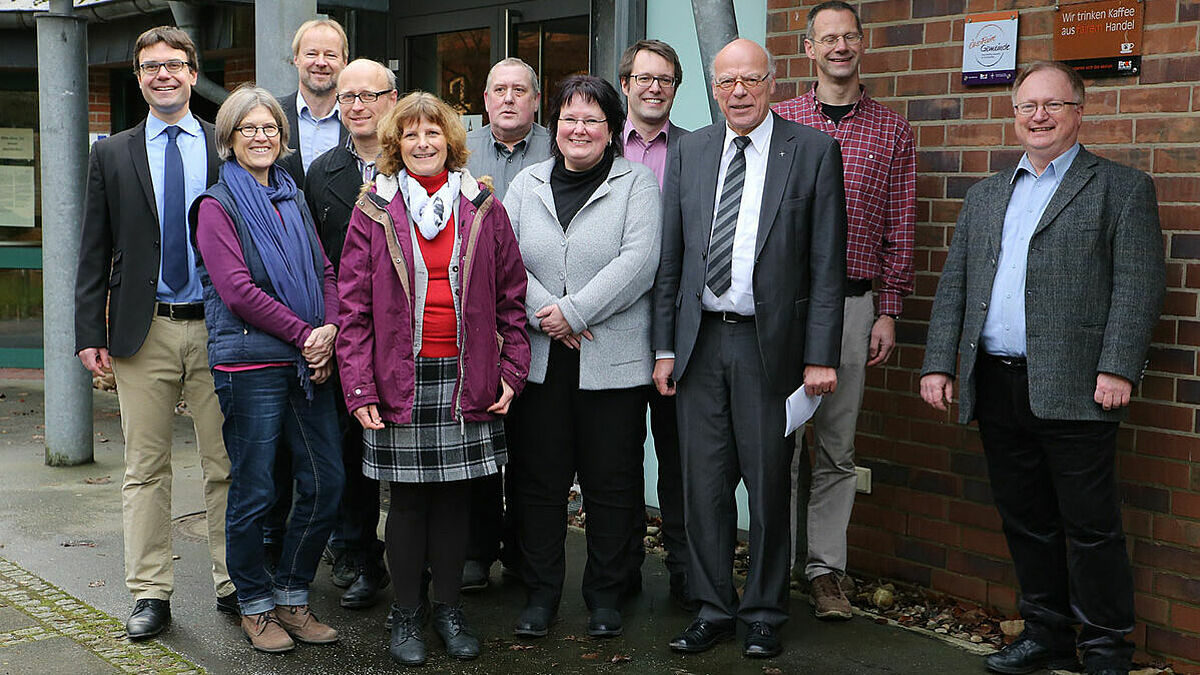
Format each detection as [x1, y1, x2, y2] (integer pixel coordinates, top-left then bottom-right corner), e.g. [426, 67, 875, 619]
[335, 175, 530, 424]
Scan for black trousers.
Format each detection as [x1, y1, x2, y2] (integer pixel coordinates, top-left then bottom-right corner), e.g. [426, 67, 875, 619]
[464, 466, 520, 568]
[626, 392, 689, 579]
[677, 316, 793, 626]
[508, 341, 648, 610]
[975, 354, 1134, 671]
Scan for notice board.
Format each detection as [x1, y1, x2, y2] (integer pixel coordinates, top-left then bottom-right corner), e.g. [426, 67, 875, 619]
[1054, 0, 1143, 77]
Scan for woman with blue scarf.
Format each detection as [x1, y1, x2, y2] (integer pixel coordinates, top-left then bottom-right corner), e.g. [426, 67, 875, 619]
[191, 85, 343, 654]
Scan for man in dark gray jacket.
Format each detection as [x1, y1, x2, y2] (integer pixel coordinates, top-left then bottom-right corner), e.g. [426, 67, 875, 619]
[921, 61, 1164, 675]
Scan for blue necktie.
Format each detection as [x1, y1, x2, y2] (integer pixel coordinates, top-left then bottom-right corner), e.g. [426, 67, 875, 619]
[162, 125, 188, 292]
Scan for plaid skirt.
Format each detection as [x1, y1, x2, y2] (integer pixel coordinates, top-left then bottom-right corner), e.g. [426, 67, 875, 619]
[362, 356, 507, 483]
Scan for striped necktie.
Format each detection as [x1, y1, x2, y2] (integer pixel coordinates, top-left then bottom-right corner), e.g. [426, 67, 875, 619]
[705, 135, 751, 297]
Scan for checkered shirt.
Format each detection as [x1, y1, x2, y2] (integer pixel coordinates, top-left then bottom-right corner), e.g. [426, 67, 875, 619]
[773, 85, 916, 317]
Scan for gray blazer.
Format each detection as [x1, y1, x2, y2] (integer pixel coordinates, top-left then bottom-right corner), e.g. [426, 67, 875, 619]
[506, 156, 662, 389]
[921, 146, 1165, 423]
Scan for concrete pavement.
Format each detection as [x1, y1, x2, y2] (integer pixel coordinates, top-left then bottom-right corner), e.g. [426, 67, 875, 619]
[0, 377, 995, 674]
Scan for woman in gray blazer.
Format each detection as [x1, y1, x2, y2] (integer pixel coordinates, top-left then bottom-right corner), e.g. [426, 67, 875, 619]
[502, 75, 661, 640]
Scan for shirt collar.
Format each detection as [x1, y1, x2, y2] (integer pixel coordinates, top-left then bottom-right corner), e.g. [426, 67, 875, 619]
[146, 111, 201, 139]
[298, 90, 339, 122]
[723, 110, 773, 155]
[623, 118, 669, 145]
[1012, 142, 1081, 183]
[807, 83, 868, 117]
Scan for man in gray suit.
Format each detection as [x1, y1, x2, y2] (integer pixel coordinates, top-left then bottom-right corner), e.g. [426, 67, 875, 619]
[921, 61, 1164, 675]
[653, 38, 846, 659]
[617, 38, 694, 611]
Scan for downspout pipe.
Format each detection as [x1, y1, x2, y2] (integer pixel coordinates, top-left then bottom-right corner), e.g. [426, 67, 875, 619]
[168, 1, 228, 105]
[691, 0, 739, 124]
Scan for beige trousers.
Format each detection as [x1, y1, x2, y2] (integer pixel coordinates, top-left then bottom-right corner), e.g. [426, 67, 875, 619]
[111, 314, 232, 601]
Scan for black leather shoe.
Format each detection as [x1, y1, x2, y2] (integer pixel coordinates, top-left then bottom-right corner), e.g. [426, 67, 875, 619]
[126, 599, 170, 640]
[215, 592, 239, 616]
[330, 550, 356, 589]
[669, 617, 734, 653]
[743, 621, 782, 658]
[388, 605, 427, 666]
[341, 558, 390, 610]
[461, 560, 490, 592]
[431, 602, 481, 660]
[587, 608, 622, 637]
[513, 604, 555, 638]
[984, 638, 1080, 674]
[669, 572, 700, 612]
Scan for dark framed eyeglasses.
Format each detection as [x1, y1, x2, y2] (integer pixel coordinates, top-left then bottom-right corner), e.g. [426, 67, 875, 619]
[557, 117, 607, 129]
[713, 74, 771, 91]
[234, 124, 281, 138]
[336, 89, 395, 105]
[630, 74, 678, 89]
[137, 60, 193, 76]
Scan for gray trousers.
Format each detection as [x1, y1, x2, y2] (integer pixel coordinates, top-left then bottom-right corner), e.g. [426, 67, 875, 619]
[677, 316, 794, 627]
[791, 293, 873, 580]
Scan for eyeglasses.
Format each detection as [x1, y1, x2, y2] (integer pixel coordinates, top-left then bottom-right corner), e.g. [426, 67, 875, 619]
[558, 117, 607, 129]
[336, 89, 395, 104]
[1013, 101, 1080, 116]
[234, 124, 281, 138]
[137, 60, 193, 76]
[630, 73, 678, 89]
[713, 74, 771, 91]
[808, 32, 864, 47]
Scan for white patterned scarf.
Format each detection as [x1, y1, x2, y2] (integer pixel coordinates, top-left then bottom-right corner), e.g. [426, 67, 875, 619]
[398, 169, 462, 240]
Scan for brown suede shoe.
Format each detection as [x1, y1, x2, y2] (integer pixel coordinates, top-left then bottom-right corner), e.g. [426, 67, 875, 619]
[242, 611, 295, 653]
[810, 573, 853, 620]
[276, 604, 339, 644]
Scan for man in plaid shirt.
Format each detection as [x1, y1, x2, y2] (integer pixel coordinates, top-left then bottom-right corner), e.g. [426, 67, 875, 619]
[773, 0, 915, 620]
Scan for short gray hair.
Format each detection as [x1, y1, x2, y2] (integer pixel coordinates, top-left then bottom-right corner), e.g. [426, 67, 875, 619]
[214, 84, 293, 161]
[338, 58, 397, 92]
[485, 57, 540, 96]
[709, 40, 776, 82]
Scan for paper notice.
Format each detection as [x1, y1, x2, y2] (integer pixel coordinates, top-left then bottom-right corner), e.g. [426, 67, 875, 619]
[785, 387, 822, 436]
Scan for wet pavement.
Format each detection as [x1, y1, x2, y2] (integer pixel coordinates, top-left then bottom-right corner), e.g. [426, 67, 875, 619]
[0, 377, 995, 674]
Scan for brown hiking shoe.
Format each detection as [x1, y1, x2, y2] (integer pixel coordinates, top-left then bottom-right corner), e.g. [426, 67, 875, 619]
[810, 573, 853, 620]
[276, 604, 339, 644]
[242, 611, 295, 653]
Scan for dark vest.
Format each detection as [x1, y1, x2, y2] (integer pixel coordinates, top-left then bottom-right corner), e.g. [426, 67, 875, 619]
[188, 181, 325, 368]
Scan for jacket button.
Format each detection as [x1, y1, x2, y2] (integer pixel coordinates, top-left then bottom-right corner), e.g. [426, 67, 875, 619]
[695, 291, 701, 299]
[969, 341, 976, 349]
[354, 388, 362, 395]
[148, 280, 155, 286]
[979, 301, 987, 310]
[560, 241, 566, 247]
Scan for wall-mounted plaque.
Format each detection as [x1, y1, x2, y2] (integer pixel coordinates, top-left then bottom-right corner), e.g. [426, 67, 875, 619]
[963, 12, 1020, 86]
[1054, 0, 1142, 77]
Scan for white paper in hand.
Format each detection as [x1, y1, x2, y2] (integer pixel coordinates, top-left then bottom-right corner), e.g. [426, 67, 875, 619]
[785, 387, 822, 436]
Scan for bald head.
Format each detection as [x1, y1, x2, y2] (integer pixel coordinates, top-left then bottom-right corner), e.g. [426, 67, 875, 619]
[339, 58, 396, 92]
[711, 39, 776, 135]
[336, 59, 398, 145]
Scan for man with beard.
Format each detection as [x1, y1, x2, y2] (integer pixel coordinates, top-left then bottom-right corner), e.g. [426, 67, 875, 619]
[279, 18, 350, 185]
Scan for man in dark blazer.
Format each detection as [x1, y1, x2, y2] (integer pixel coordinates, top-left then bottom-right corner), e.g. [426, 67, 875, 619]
[74, 26, 233, 639]
[278, 18, 349, 186]
[617, 38, 695, 611]
[304, 58, 398, 610]
[921, 61, 1164, 675]
[652, 38, 846, 659]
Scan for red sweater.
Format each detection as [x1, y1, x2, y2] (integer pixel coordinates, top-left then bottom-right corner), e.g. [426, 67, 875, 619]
[412, 170, 458, 357]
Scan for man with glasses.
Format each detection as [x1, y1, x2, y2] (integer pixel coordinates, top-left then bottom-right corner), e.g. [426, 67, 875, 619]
[615, 39, 695, 612]
[279, 18, 350, 185]
[653, 38, 846, 659]
[921, 61, 1163, 675]
[303, 59, 399, 611]
[461, 56, 552, 593]
[75, 26, 233, 639]
[772, 0, 915, 621]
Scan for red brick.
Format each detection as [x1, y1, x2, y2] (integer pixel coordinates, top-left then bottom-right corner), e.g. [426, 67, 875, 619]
[1172, 602, 1200, 635]
[1162, 205, 1200, 232]
[859, 0, 912, 23]
[961, 150, 988, 172]
[1136, 593, 1172, 625]
[1135, 540, 1200, 576]
[931, 569, 987, 603]
[1118, 454, 1191, 489]
[1174, 491, 1200, 519]
[1142, 25, 1199, 55]
[1156, 571, 1200, 603]
[1141, 55, 1200, 84]
[1180, 321, 1200, 346]
[1144, 0, 1180, 23]
[1123, 508, 1153, 537]
[908, 515, 960, 546]
[947, 499, 1002, 530]
[1136, 375, 1175, 402]
[1146, 626, 1200, 663]
[766, 34, 797, 57]
[1095, 147, 1152, 172]
[1083, 90, 1119, 115]
[961, 526, 1009, 558]
[925, 20, 952, 43]
[1134, 429, 1200, 462]
[919, 124, 946, 146]
[1127, 401, 1195, 431]
[962, 97, 989, 120]
[1138, 117, 1200, 144]
[1155, 177, 1200, 203]
[897, 73, 949, 96]
[1153, 515, 1200, 548]
[911, 45, 960, 71]
[861, 50, 912, 74]
[946, 123, 1004, 146]
[1079, 118, 1133, 145]
[1016, 36, 1052, 61]
[946, 550, 1013, 583]
[987, 582, 1017, 612]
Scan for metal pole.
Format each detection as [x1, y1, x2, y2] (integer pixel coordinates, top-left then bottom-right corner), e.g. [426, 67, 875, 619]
[255, 0, 318, 99]
[691, 0, 739, 124]
[37, 0, 93, 466]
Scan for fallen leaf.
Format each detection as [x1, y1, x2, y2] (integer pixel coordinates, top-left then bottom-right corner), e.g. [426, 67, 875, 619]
[88, 580, 105, 588]
[172, 554, 181, 560]
[508, 644, 535, 651]
[610, 653, 632, 663]
[581, 652, 600, 660]
[763, 668, 783, 675]
[62, 540, 96, 547]
[84, 476, 112, 485]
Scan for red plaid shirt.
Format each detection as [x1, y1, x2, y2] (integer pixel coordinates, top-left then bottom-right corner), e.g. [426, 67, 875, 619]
[773, 85, 916, 317]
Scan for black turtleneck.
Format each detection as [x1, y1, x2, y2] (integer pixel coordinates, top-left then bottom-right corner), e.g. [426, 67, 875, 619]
[550, 151, 614, 231]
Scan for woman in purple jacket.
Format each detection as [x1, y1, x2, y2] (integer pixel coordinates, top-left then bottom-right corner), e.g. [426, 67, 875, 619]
[336, 91, 530, 666]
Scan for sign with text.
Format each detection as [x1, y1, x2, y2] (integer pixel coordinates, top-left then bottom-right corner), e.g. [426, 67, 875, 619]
[1055, 0, 1142, 77]
[962, 12, 1019, 86]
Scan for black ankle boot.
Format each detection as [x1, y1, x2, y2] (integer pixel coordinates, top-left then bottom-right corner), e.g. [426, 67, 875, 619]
[388, 605, 426, 666]
[431, 602, 480, 660]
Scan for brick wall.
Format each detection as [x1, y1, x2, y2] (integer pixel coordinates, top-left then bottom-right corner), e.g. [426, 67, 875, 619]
[87, 68, 110, 135]
[768, 0, 1200, 670]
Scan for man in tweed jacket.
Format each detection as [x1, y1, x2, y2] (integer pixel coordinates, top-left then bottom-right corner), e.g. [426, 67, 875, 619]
[920, 61, 1164, 675]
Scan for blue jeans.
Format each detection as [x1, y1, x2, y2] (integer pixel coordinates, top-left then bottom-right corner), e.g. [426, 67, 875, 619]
[213, 367, 344, 615]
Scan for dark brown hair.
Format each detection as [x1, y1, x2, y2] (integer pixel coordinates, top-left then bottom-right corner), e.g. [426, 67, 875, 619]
[133, 26, 197, 74]
[618, 39, 683, 87]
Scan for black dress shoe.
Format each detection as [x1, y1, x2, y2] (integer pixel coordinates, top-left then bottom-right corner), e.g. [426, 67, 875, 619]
[126, 598, 170, 640]
[743, 621, 782, 658]
[341, 560, 390, 609]
[330, 551, 356, 589]
[669, 572, 700, 612]
[513, 604, 555, 638]
[215, 592, 239, 616]
[431, 602, 481, 660]
[669, 617, 734, 653]
[461, 560, 490, 592]
[587, 608, 622, 637]
[984, 637, 1080, 674]
[388, 605, 427, 666]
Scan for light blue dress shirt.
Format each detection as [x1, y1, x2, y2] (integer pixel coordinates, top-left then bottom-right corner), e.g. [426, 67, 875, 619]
[145, 112, 206, 303]
[979, 143, 1081, 357]
[296, 91, 341, 173]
